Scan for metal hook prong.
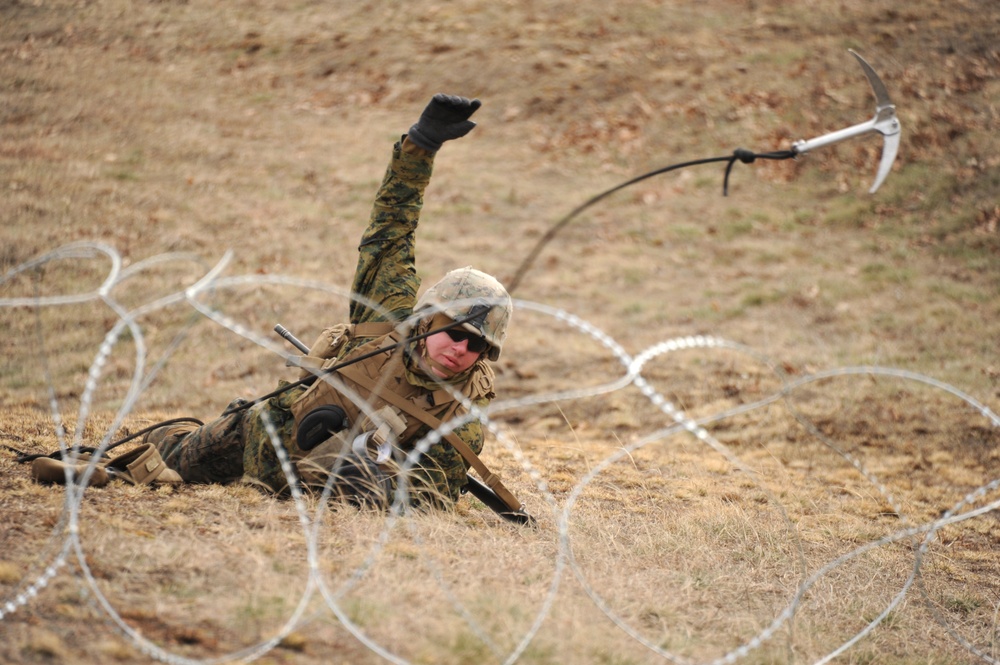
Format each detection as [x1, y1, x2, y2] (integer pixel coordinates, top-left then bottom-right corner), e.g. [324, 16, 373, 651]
[792, 50, 902, 193]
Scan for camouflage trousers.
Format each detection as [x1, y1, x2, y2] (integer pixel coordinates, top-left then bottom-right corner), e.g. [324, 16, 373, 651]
[144, 398, 253, 484]
[144, 390, 304, 491]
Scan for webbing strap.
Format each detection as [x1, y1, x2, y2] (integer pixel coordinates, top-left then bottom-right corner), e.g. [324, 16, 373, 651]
[336, 363, 523, 512]
[353, 321, 397, 338]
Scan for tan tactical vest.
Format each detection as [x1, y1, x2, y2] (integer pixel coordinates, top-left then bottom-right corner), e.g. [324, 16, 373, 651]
[285, 322, 523, 514]
[288, 322, 492, 446]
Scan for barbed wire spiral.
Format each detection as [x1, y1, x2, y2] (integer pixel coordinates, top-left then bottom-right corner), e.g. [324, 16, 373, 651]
[1, 241, 998, 664]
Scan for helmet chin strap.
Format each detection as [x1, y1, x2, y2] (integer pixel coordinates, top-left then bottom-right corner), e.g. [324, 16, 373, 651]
[410, 323, 461, 380]
[418, 343, 456, 378]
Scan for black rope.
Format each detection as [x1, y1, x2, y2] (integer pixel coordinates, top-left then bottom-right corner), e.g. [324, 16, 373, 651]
[506, 147, 798, 293]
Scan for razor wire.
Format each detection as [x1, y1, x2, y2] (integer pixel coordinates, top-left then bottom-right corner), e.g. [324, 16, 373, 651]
[1, 242, 998, 664]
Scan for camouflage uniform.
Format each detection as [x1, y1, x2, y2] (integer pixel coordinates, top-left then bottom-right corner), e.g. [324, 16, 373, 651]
[150, 140, 491, 507]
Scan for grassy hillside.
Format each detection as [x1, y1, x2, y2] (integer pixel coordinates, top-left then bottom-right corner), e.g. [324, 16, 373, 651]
[1, 1, 998, 663]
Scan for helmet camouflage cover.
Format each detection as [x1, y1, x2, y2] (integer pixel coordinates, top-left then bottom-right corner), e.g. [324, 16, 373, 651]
[414, 267, 512, 361]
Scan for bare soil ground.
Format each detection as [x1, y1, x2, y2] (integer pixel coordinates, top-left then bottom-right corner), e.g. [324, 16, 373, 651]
[1, 1, 999, 663]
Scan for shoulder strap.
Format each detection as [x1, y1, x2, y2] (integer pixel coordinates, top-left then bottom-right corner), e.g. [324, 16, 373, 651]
[336, 362, 524, 514]
[353, 321, 396, 338]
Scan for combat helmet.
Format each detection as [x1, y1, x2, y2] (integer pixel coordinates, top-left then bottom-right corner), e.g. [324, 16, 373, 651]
[414, 267, 512, 361]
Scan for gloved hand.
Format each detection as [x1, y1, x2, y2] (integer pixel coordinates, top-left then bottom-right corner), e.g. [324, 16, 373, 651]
[407, 94, 482, 152]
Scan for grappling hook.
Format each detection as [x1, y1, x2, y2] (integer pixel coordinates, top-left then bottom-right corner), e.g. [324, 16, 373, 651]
[792, 50, 901, 193]
[505, 50, 903, 293]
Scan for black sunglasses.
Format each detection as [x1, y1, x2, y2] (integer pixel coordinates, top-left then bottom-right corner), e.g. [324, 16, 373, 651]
[444, 327, 490, 354]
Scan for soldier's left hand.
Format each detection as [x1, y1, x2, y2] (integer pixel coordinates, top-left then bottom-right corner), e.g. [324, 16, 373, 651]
[407, 94, 482, 152]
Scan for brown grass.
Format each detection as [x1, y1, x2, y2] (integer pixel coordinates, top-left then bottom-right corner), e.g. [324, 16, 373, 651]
[2, 0, 999, 663]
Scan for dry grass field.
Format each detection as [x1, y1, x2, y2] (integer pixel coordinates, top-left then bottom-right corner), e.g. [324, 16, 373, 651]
[2, 0, 999, 663]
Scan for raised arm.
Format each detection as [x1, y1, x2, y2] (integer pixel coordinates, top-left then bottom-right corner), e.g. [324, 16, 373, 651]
[349, 95, 481, 325]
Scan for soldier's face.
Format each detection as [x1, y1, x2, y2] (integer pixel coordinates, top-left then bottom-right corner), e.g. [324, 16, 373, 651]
[424, 330, 483, 378]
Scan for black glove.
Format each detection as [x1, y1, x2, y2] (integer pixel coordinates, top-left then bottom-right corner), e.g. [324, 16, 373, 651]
[407, 93, 482, 152]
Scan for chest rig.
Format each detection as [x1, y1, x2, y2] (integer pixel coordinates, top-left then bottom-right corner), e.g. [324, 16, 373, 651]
[286, 323, 525, 516]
